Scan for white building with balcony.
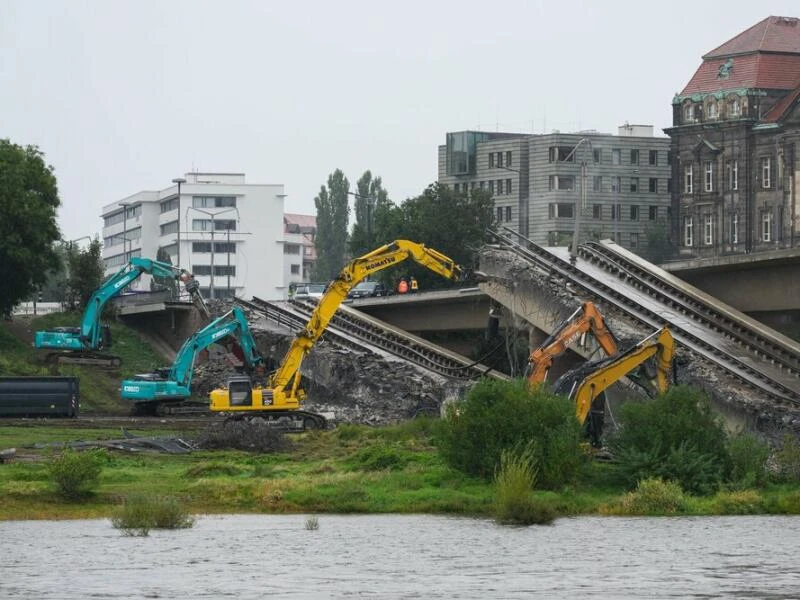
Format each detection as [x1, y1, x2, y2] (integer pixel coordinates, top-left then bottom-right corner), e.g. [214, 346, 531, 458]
[100, 172, 293, 300]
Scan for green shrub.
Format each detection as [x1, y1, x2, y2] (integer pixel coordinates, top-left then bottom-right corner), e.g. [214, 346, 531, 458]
[609, 386, 729, 495]
[763, 490, 800, 514]
[48, 449, 103, 500]
[726, 433, 770, 489]
[493, 445, 555, 525]
[773, 433, 800, 483]
[619, 478, 686, 515]
[111, 493, 194, 536]
[352, 443, 408, 471]
[436, 379, 585, 489]
[712, 489, 764, 515]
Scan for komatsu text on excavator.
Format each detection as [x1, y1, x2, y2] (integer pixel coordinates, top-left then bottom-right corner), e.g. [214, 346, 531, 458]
[209, 240, 463, 430]
[34, 257, 207, 367]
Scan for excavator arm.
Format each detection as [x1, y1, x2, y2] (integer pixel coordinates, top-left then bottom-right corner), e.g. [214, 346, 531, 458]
[269, 240, 462, 393]
[210, 240, 463, 427]
[553, 326, 675, 425]
[34, 257, 206, 366]
[122, 306, 263, 406]
[527, 302, 619, 385]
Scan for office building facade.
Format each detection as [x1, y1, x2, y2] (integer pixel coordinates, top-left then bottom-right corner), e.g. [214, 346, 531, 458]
[100, 172, 293, 300]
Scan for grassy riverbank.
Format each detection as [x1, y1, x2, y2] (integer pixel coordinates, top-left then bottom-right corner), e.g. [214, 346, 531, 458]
[2, 418, 800, 522]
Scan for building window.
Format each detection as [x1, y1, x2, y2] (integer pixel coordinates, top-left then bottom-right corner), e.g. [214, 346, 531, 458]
[592, 204, 602, 219]
[290, 264, 300, 275]
[548, 175, 575, 191]
[729, 97, 741, 117]
[489, 180, 495, 194]
[683, 102, 694, 123]
[761, 157, 771, 189]
[497, 152, 503, 167]
[762, 210, 773, 242]
[548, 203, 575, 219]
[160, 220, 179, 235]
[454, 183, 460, 193]
[630, 205, 639, 221]
[667, 179, 673, 193]
[630, 149, 639, 165]
[496, 207, 503, 223]
[611, 204, 621, 221]
[283, 244, 301, 255]
[629, 233, 639, 248]
[505, 151, 512, 167]
[683, 216, 693, 246]
[649, 150, 657, 166]
[649, 206, 658, 220]
[704, 160, 714, 192]
[649, 178, 658, 193]
[505, 206, 511, 221]
[192, 196, 237, 209]
[479, 181, 485, 190]
[630, 177, 639, 193]
[707, 100, 718, 119]
[506, 179, 512, 194]
[684, 164, 693, 194]
[160, 198, 179, 214]
[612, 149, 621, 165]
[488, 153, 494, 168]
[192, 242, 212, 253]
[549, 146, 575, 162]
[471, 181, 476, 190]
[593, 176, 602, 192]
[727, 159, 739, 191]
[593, 148, 602, 163]
[704, 214, 713, 245]
[611, 176, 621, 193]
[731, 213, 738, 243]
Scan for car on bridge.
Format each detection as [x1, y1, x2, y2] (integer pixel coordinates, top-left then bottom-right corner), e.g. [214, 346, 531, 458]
[347, 281, 388, 299]
[293, 283, 327, 299]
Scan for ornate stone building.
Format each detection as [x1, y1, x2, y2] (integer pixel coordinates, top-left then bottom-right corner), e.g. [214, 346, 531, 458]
[665, 16, 800, 258]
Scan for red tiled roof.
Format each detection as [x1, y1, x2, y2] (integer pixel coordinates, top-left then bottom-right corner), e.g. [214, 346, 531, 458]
[284, 213, 316, 228]
[705, 16, 800, 58]
[681, 53, 800, 95]
[762, 83, 800, 122]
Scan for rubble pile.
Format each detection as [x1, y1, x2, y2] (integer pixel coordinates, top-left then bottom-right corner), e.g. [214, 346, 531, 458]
[191, 316, 473, 427]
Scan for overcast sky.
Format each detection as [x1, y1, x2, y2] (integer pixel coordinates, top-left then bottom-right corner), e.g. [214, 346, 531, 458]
[2, 0, 798, 242]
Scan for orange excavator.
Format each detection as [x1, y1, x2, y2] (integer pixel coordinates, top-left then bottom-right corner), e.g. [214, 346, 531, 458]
[527, 301, 619, 387]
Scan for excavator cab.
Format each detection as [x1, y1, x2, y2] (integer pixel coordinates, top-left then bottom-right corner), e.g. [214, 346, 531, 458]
[226, 375, 254, 407]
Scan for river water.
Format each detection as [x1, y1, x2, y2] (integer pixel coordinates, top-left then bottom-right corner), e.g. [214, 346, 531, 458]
[2, 514, 799, 599]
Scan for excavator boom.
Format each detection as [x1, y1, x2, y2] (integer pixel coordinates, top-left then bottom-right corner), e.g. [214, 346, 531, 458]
[527, 301, 619, 385]
[209, 240, 463, 428]
[34, 257, 205, 367]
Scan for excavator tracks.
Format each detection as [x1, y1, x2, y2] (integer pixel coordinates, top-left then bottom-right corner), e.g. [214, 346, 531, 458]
[487, 227, 800, 408]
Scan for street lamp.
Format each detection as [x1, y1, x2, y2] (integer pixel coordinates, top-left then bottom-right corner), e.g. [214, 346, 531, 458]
[563, 138, 594, 261]
[186, 206, 239, 299]
[172, 177, 186, 269]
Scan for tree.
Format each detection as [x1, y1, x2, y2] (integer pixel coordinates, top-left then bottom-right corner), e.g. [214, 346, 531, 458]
[644, 217, 673, 264]
[313, 169, 350, 281]
[151, 247, 178, 297]
[0, 139, 62, 315]
[349, 170, 389, 258]
[67, 239, 105, 310]
[373, 183, 494, 289]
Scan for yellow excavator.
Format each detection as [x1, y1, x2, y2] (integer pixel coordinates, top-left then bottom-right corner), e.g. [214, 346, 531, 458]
[209, 240, 463, 429]
[552, 326, 676, 445]
[527, 301, 619, 386]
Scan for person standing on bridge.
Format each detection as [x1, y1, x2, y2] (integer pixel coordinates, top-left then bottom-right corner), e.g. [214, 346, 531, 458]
[410, 276, 418, 293]
[398, 277, 409, 294]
